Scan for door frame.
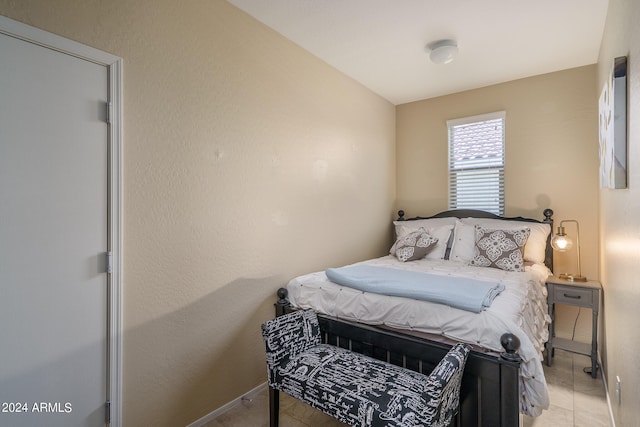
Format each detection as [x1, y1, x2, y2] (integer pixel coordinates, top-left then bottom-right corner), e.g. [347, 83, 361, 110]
[0, 15, 123, 427]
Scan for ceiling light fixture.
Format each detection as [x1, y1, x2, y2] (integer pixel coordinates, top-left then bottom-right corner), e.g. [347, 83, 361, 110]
[426, 39, 458, 65]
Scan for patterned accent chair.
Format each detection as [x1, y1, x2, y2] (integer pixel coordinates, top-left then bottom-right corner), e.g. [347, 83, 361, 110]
[262, 310, 471, 427]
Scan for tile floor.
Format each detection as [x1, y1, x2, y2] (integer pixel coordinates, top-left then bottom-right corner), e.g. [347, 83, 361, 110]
[523, 350, 611, 427]
[203, 349, 611, 427]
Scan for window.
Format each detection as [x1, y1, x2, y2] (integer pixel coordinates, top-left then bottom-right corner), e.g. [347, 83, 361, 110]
[447, 111, 505, 216]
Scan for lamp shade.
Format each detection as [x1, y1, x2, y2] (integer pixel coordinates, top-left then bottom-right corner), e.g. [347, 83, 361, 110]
[551, 221, 586, 282]
[550, 226, 573, 251]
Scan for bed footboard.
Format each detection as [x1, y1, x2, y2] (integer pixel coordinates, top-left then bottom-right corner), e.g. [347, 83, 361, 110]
[275, 288, 521, 427]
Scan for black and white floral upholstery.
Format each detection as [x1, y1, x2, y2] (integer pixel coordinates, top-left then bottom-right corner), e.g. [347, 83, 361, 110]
[262, 310, 471, 427]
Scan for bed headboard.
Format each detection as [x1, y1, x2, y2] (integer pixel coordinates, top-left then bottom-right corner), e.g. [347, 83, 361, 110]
[396, 208, 555, 272]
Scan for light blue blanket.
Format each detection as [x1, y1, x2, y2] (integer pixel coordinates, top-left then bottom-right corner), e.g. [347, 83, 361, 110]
[325, 265, 505, 313]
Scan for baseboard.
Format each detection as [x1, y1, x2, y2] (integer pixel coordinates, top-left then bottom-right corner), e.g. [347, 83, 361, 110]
[185, 382, 268, 427]
[598, 351, 616, 427]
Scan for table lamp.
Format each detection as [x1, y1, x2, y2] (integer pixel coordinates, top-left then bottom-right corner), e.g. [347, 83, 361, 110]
[550, 219, 587, 282]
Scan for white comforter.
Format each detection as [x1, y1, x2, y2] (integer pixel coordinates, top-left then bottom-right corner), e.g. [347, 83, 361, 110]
[286, 255, 551, 416]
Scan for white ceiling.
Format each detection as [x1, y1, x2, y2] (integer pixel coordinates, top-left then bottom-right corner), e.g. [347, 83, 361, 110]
[227, 0, 609, 105]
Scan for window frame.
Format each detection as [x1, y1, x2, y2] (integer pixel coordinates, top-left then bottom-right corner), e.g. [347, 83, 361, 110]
[446, 111, 506, 216]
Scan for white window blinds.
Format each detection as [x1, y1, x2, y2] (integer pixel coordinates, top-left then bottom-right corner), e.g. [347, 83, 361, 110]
[447, 111, 505, 216]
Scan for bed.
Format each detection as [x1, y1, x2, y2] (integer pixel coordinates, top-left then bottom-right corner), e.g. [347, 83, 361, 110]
[274, 208, 554, 427]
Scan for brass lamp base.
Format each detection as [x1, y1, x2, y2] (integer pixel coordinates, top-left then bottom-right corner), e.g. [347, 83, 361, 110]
[559, 273, 587, 282]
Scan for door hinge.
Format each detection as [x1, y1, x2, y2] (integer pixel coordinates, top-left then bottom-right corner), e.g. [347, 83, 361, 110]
[105, 101, 112, 124]
[105, 400, 111, 424]
[106, 251, 113, 274]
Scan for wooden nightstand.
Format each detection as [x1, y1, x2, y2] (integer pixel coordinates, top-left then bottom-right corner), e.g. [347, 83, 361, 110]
[546, 276, 601, 378]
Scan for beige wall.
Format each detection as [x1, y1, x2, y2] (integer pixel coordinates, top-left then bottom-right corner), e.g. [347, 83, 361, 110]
[597, 0, 640, 425]
[0, 1, 395, 426]
[396, 66, 600, 281]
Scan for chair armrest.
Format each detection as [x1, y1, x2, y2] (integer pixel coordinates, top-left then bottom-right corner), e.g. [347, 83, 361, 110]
[423, 343, 471, 425]
[261, 310, 321, 374]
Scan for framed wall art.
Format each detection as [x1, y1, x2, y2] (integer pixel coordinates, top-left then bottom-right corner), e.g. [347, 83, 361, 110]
[599, 56, 628, 189]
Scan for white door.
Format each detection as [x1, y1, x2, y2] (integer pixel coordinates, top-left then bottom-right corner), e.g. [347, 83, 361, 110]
[0, 28, 109, 427]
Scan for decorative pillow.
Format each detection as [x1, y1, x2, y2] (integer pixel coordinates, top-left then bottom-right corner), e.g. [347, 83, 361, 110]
[391, 224, 453, 259]
[470, 226, 530, 272]
[461, 218, 550, 264]
[392, 229, 439, 262]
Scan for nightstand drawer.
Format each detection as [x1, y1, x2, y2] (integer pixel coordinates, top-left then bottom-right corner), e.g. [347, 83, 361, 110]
[554, 287, 592, 306]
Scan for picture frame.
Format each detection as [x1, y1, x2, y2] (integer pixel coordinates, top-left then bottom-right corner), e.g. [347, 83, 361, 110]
[599, 56, 628, 189]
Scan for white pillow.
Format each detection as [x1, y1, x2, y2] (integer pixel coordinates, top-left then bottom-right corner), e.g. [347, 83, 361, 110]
[449, 220, 476, 263]
[450, 218, 550, 264]
[391, 223, 454, 260]
[393, 217, 458, 239]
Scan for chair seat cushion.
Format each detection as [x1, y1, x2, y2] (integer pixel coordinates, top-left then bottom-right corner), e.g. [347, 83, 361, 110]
[274, 344, 441, 427]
